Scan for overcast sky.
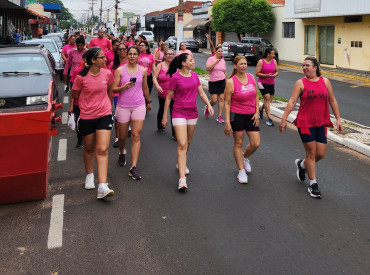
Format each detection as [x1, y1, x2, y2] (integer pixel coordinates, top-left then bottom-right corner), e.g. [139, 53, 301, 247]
[62, 0, 211, 21]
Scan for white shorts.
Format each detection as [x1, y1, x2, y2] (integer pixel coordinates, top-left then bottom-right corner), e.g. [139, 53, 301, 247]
[172, 118, 198, 126]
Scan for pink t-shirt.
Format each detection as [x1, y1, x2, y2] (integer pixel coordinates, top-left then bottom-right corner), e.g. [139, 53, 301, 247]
[117, 65, 145, 108]
[106, 50, 115, 68]
[70, 65, 83, 106]
[62, 43, 76, 59]
[206, 56, 226, 82]
[138, 52, 155, 75]
[168, 72, 200, 119]
[63, 49, 86, 76]
[157, 63, 171, 98]
[176, 49, 193, 57]
[230, 73, 257, 115]
[72, 69, 114, 120]
[258, 59, 276, 85]
[89, 37, 111, 53]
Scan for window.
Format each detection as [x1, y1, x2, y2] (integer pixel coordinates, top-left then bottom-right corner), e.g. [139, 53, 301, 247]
[283, 22, 295, 38]
[344, 16, 362, 23]
[304, 25, 315, 55]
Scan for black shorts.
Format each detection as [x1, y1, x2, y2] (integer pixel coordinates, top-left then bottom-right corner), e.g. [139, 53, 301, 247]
[298, 126, 327, 144]
[209, 79, 226, 95]
[258, 82, 275, 96]
[78, 114, 114, 136]
[230, 112, 260, 132]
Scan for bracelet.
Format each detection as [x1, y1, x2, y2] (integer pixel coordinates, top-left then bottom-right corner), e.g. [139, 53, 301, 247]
[146, 99, 152, 104]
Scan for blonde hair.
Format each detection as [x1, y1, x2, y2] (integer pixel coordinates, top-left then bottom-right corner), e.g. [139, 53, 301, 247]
[229, 56, 247, 79]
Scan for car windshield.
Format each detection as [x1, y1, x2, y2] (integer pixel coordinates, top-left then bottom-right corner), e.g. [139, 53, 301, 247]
[0, 54, 50, 75]
[182, 38, 195, 42]
[222, 42, 229, 47]
[23, 41, 57, 53]
[47, 36, 62, 47]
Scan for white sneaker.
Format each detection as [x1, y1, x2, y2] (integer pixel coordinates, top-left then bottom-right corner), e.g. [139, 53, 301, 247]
[178, 177, 188, 190]
[176, 164, 190, 175]
[237, 170, 248, 184]
[243, 158, 251, 173]
[85, 173, 95, 190]
[97, 183, 114, 199]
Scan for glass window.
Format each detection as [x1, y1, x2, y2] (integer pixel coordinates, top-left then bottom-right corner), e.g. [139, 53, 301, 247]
[0, 54, 50, 75]
[283, 22, 295, 38]
[304, 25, 315, 55]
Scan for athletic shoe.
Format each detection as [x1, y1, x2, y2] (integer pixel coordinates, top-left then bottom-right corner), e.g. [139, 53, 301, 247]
[176, 164, 190, 175]
[76, 141, 84, 149]
[113, 140, 119, 148]
[65, 86, 69, 93]
[129, 166, 141, 180]
[237, 169, 248, 184]
[216, 116, 225, 123]
[178, 177, 188, 190]
[118, 153, 126, 167]
[295, 159, 306, 182]
[204, 105, 209, 118]
[157, 129, 165, 134]
[85, 173, 95, 190]
[266, 118, 274, 126]
[171, 135, 177, 141]
[97, 183, 114, 199]
[259, 108, 263, 119]
[308, 183, 321, 198]
[243, 158, 251, 173]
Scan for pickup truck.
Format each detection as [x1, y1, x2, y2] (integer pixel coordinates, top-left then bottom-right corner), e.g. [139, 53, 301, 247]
[227, 37, 279, 65]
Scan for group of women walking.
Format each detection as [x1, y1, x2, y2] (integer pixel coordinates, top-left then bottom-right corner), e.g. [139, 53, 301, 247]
[69, 37, 342, 200]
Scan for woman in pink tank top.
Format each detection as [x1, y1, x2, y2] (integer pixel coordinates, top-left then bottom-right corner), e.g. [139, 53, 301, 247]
[113, 46, 152, 180]
[224, 56, 260, 184]
[280, 56, 342, 198]
[256, 47, 279, 126]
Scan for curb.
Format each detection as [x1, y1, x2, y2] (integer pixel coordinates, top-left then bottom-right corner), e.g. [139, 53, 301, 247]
[279, 63, 370, 83]
[199, 77, 370, 157]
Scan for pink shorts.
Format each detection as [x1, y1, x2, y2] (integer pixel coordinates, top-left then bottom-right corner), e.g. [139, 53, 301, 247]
[115, 104, 146, 123]
[172, 118, 198, 126]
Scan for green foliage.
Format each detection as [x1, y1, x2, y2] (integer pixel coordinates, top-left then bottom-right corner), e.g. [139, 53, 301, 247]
[194, 67, 209, 76]
[118, 26, 127, 34]
[212, 0, 274, 38]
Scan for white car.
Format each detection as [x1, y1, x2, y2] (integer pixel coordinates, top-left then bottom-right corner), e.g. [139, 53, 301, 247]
[135, 31, 155, 43]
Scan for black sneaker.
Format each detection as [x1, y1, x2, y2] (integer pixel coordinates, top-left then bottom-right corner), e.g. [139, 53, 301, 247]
[129, 166, 141, 180]
[259, 108, 263, 120]
[295, 159, 306, 182]
[157, 129, 165, 134]
[118, 153, 126, 166]
[113, 140, 119, 148]
[76, 142, 84, 149]
[65, 86, 69, 93]
[308, 183, 321, 198]
[171, 135, 177, 141]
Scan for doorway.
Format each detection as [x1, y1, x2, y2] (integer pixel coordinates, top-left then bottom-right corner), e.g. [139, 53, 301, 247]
[318, 25, 334, 65]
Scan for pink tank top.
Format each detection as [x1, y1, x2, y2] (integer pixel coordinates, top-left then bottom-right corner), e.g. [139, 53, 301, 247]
[157, 63, 171, 98]
[230, 73, 257, 115]
[117, 64, 145, 108]
[258, 59, 275, 85]
[158, 50, 164, 62]
[294, 77, 333, 128]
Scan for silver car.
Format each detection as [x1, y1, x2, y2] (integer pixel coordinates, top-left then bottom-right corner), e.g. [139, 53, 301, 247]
[222, 41, 232, 59]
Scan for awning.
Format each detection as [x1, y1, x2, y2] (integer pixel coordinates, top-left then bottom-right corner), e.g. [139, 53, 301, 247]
[197, 19, 211, 28]
[28, 9, 51, 25]
[41, 3, 62, 13]
[184, 18, 207, 31]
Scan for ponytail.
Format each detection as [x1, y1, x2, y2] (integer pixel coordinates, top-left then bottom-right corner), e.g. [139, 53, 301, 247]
[229, 56, 247, 79]
[304, 56, 321, 77]
[78, 47, 102, 77]
[167, 53, 189, 77]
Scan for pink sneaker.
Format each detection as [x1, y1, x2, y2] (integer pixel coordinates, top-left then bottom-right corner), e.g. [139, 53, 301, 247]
[178, 177, 188, 190]
[204, 105, 209, 118]
[216, 116, 225, 123]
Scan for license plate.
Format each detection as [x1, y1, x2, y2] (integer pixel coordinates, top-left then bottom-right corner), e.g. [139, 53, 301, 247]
[237, 53, 244, 56]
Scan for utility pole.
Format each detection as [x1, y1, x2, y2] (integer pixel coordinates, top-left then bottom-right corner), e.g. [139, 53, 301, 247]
[88, 0, 97, 35]
[176, 0, 184, 52]
[115, 0, 119, 26]
[100, 0, 102, 24]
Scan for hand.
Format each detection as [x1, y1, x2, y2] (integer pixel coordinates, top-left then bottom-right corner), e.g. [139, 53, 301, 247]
[157, 86, 163, 94]
[123, 81, 135, 90]
[336, 120, 343, 134]
[146, 103, 152, 112]
[63, 75, 67, 84]
[252, 113, 259, 127]
[68, 105, 73, 115]
[224, 123, 232, 137]
[207, 105, 215, 117]
[279, 119, 287, 133]
[205, 33, 209, 39]
[162, 117, 168, 129]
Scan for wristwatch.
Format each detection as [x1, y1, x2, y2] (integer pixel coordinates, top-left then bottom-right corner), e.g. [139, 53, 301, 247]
[146, 99, 152, 104]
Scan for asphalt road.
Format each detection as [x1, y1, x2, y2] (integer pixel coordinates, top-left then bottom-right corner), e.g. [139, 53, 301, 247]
[1, 81, 370, 274]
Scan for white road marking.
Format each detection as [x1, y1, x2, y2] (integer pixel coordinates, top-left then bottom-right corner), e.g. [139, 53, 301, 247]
[47, 194, 65, 249]
[63, 96, 69, 104]
[57, 139, 67, 161]
[62, 112, 68, 124]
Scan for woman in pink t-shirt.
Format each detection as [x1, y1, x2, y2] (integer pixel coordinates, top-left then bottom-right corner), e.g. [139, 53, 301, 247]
[256, 47, 279, 126]
[138, 40, 155, 95]
[224, 56, 260, 184]
[176, 42, 193, 57]
[72, 47, 115, 200]
[106, 39, 119, 69]
[113, 46, 152, 180]
[206, 46, 227, 123]
[162, 53, 214, 190]
[280, 56, 342, 198]
[153, 47, 175, 137]
[61, 36, 77, 92]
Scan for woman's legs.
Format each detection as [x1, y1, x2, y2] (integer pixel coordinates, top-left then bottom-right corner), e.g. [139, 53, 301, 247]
[95, 130, 112, 183]
[243, 132, 260, 158]
[170, 99, 175, 138]
[118, 121, 130, 154]
[303, 141, 327, 180]
[83, 133, 96, 174]
[217, 93, 224, 117]
[157, 97, 165, 130]
[130, 119, 144, 168]
[262, 94, 271, 119]
[175, 124, 196, 178]
[232, 131, 245, 170]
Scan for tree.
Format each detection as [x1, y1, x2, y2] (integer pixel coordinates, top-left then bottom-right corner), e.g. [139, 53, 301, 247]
[212, 0, 274, 40]
[118, 26, 127, 34]
[36, 0, 74, 27]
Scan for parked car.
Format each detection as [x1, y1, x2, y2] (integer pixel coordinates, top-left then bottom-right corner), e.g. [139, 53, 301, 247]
[178, 37, 199, 52]
[135, 31, 155, 42]
[0, 44, 62, 204]
[228, 37, 279, 64]
[222, 41, 232, 59]
[21, 39, 64, 76]
[42, 33, 63, 49]
[165, 36, 177, 48]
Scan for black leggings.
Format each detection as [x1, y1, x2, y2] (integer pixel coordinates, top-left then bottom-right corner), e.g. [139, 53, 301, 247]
[157, 97, 175, 137]
[147, 73, 153, 95]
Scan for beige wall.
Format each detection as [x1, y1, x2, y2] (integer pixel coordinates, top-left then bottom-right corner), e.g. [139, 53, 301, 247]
[303, 15, 370, 71]
[175, 13, 194, 38]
